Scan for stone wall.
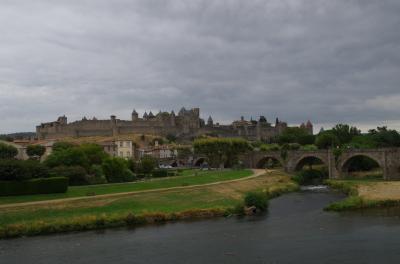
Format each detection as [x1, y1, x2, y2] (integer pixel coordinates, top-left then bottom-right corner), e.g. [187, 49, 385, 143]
[242, 148, 400, 180]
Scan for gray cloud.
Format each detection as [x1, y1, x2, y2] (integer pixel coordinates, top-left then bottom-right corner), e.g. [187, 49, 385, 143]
[1, 0, 400, 133]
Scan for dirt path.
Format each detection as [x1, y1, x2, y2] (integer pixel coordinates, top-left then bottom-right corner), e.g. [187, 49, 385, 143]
[0, 169, 268, 210]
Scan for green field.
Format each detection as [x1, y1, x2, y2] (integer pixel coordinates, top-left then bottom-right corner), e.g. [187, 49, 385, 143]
[0, 170, 298, 238]
[0, 169, 252, 205]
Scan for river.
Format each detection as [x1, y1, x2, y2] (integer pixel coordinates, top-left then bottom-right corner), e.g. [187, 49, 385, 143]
[2, 189, 400, 264]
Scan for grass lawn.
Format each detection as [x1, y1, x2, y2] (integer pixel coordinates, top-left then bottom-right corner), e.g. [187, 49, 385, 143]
[0, 169, 252, 205]
[0, 170, 298, 238]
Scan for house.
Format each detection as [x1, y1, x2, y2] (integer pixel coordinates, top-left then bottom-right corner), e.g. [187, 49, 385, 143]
[100, 140, 135, 159]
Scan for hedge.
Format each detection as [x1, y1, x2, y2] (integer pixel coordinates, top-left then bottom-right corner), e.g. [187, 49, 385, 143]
[0, 177, 68, 196]
[0, 159, 49, 181]
[152, 169, 168, 178]
[50, 166, 88, 186]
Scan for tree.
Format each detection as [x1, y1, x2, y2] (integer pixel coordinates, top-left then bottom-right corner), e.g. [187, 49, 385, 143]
[347, 135, 377, 149]
[45, 148, 89, 169]
[315, 132, 340, 149]
[52, 142, 76, 152]
[176, 146, 193, 159]
[278, 127, 313, 145]
[332, 124, 360, 145]
[193, 138, 250, 168]
[0, 143, 18, 159]
[26, 145, 46, 160]
[139, 155, 157, 175]
[79, 143, 108, 165]
[102, 157, 130, 183]
[166, 134, 177, 143]
[368, 126, 400, 147]
[0, 135, 13, 142]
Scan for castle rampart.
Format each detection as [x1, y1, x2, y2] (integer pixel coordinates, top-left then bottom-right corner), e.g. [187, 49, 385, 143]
[36, 107, 313, 141]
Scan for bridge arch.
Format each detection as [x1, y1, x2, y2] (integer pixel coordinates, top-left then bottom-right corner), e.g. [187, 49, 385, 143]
[256, 156, 284, 169]
[293, 155, 328, 171]
[340, 154, 383, 178]
[194, 157, 208, 167]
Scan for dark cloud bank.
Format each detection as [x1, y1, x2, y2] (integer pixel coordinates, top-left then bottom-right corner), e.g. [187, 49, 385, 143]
[1, 0, 400, 133]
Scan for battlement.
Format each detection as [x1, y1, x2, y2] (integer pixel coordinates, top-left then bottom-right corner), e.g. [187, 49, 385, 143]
[35, 107, 312, 141]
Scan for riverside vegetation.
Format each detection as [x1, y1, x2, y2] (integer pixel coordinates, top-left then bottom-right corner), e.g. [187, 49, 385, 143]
[325, 179, 400, 211]
[0, 170, 298, 238]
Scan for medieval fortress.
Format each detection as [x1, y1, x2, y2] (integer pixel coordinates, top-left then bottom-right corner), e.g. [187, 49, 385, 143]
[36, 107, 313, 141]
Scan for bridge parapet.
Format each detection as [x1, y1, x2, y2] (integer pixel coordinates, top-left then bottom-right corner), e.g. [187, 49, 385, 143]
[242, 148, 400, 180]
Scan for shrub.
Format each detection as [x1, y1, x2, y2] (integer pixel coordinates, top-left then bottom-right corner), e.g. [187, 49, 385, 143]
[301, 144, 318, 151]
[138, 155, 157, 175]
[244, 191, 269, 211]
[315, 132, 340, 149]
[127, 159, 138, 173]
[45, 148, 89, 170]
[123, 169, 136, 182]
[23, 160, 50, 179]
[0, 177, 68, 196]
[87, 165, 107, 184]
[52, 142, 76, 152]
[79, 143, 108, 165]
[102, 157, 129, 183]
[152, 169, 168, 178]
[0, 159, 49, 181]
[260, 144, 280, 151]
[50, 166, 88, 185]
[230, 203, 245, 216]
[0, 143, 18, 159]
[26, 145, 46, 159]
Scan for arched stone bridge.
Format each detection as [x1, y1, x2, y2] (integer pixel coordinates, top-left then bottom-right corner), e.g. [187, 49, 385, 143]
[241, 148, 400, 180]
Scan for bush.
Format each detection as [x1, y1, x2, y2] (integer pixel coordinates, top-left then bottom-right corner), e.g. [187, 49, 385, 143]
[0, 159, 49, 181]
[50, 166, 88, 186]
[300, 144, 318, 151]
[87, 165, 107, 184]
[0, 143, 18, 159]
[138, 155, 157, 175]
[102, 157, 129, 183]
[244, 191, 269, 211]
[123, 169, 136, 182]
[152, 169, 168, 178]
[260, 144, 280, 151]
[26, 145, 46, 159]
[79, 143, 108, 165]
[0, 177, 68, 196]
[280, 143, 301, 151]
[315, 132, 340, 149]
[45, 148, 89, 170]
[52, 142, 76, 152]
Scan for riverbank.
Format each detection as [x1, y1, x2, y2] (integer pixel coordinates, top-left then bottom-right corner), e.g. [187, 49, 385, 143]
[325, 179, 400, 211]
[0, 169, 253, 205]
[0, 170, 298, 239]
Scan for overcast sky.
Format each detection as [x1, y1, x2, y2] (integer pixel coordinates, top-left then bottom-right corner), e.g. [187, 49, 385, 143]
[1, 0, 400, 134]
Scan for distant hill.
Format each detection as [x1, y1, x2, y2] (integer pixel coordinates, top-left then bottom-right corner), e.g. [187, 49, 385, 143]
[0, 132, 36, 141]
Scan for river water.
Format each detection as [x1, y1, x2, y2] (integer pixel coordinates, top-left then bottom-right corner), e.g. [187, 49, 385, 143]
[2, 189, 400, 264]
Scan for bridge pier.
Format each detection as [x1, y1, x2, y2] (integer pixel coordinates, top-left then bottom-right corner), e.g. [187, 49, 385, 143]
[241, 148, 400, 180]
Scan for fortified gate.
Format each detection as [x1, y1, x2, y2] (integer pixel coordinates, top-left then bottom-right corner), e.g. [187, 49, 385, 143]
[241, 148, 400, 180]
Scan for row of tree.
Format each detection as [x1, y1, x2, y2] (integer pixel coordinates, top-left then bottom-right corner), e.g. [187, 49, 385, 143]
[276, 124, 400, 149]
[0, 141, 159, 185]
